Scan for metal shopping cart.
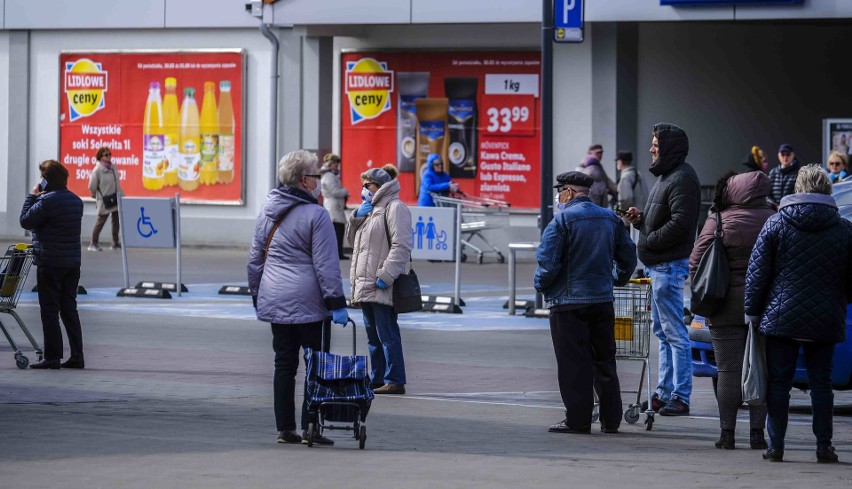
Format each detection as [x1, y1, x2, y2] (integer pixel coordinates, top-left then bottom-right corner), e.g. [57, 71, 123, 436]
[0, 244, 43, 369]
[592, 278, 655, 430]
[430, 192, 510, 264]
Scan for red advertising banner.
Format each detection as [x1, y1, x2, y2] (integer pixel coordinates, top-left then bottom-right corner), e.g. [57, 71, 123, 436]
[340, 51, 541, 209]
[59, 51, 244, 204]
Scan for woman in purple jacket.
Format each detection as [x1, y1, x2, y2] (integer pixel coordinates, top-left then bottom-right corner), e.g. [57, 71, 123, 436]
[247, 150, 349, 446]
[690, 171, 774, 450]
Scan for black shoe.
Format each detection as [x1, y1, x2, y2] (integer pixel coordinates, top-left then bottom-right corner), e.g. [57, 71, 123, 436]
[30, 360, 60, 370]
[817, 446, 839, 463]
[640, 394, 667, 413]
[762, 448, 783, 462]
[276, 430, 302, 444]
[302, 430, 334, 445]
[60, 357, 85, 369]
[339, 255, 350, 260]
[749, 429, 768, 450]
[715, 429, 735, 450]
[548, 419, 591, 434]
[600, 425, 619, 434]
[659, 398, 690, 417]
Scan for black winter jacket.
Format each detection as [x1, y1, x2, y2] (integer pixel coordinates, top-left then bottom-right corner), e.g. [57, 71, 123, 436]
[744, 193, 852, 343]
[20, 187, 84, 268]
[636, 123, 701, 266]
[767, 159, 800, 206]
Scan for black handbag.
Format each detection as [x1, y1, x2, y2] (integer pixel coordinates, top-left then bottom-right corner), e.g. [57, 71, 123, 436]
[383, 211, 423, 314]
[102, 192, 118, 208]
[689, 211, 729, 316]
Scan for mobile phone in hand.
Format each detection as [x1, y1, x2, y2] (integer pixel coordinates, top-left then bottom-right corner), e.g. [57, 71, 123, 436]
[613, 207, 627, 216]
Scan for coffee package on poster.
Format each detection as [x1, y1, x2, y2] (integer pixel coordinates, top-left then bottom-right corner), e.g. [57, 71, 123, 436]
[414, 98, 449, 190]
[444, 77, 478, 179]
[396, 73, 430, 172]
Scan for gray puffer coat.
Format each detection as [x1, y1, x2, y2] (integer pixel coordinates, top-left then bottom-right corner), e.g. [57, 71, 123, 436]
[346, 179, 413, 307]
[247, 186, 346, 325]
[88, 161, 123, 215]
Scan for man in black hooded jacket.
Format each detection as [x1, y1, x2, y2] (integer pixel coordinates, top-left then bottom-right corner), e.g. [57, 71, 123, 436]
[625, 123, 701, 416]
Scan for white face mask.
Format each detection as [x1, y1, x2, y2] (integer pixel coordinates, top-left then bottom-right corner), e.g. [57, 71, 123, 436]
[361, 187, 374, 203]
[309, 180, 322, 199]
[554, 191, 567, 211]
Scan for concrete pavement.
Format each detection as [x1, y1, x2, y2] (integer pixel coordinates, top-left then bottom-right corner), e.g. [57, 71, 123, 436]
[1, 243, 851, 488]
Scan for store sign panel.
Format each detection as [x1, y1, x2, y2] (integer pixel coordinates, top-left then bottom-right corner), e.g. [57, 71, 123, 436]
[340, 51, 542, 210]
[59, 50, 245, 205]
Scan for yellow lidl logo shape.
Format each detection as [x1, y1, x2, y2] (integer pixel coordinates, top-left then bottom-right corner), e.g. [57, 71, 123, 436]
[64, 59, 108, 122]
[345, 58, 394, 124]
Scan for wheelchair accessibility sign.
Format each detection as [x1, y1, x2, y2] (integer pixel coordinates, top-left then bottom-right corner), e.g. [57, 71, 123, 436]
[410, 206, 456, 261]
[120, 197, 176, 249]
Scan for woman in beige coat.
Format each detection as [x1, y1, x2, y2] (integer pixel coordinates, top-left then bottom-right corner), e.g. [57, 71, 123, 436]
[87, 146, 124, 251]
[347, 168, 413, 395]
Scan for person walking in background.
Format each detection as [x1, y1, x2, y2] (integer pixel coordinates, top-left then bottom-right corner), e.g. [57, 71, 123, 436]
[624, 122, 701, 417]
[320, 153, 350, 260]
[616, 150, 647, 278]
[19, 160, 85, 370]
[826, 151, 848, 184]
[689, 171, 774, 450]
[247, 150, 349, 446]
[87, 147, 123, 251]
[418, 153, 459, 207]
[348, 168, 413, 395]
[767, 144, 801, 207]
[536, 171, 636, 435]
[577, 146, 617, 208]
[742, 145, 769, 173]
[745, 164, 852, 464]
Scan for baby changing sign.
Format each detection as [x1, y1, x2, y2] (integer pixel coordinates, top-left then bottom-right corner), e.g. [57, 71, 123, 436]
[59, 50, 245, 205]
[345, 58, 394, 124]
[409, 206, 456, 261]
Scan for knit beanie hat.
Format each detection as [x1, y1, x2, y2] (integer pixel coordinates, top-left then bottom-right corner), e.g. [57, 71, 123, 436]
[362, 168, 392, 187]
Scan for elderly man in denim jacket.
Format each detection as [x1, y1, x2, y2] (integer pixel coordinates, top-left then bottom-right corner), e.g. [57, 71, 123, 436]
[535, 171, 636, 434]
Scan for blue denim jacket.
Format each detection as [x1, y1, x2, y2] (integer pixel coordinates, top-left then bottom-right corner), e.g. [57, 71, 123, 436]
[535, 196, 637, 308]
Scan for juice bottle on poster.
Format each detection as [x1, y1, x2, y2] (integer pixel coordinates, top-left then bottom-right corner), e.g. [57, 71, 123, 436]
[142, 81, 165, 191]
[162, 77, 180, 187]
[199, 81, 219, 185]
[178, 87, 200, 192]
[217, 80, 235, 184]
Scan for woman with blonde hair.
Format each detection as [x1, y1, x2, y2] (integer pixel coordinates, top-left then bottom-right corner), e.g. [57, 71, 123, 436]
[826, 151, 848, 184]
[347, 167, 413, 395]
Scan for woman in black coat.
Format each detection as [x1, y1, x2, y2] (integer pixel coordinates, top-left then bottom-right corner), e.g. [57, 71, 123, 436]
[745, 164, 852, 463]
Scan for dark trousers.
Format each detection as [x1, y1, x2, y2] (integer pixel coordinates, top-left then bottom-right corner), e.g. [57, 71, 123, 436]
[710, 325, 767, 430]
[550, 302, 622, 430]
[92, 211, 120, 246]
[333, 222, 346, 258]
[765, 337, 835, 451]
[271, 321, 323, 432]
[36, 266, 83, 361]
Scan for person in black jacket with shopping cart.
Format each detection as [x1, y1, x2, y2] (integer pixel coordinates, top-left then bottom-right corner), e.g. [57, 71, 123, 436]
[19, 159, 85, 369]
[535, 171, 636, 434]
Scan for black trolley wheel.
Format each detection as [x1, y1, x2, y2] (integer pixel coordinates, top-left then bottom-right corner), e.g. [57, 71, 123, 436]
[624, 405, 640, 424]
[14, 353, 29, 369]
[306, 422, 315, 447]
[645, 414, 654, 431]
[358, 425, 366, 449]
[497, 253, 506, 264]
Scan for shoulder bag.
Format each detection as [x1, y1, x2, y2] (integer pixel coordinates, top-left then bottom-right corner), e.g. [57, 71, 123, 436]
[264, 204, 301, 261]
[383, 209, 423, 314]
[689, 211, 729, 316]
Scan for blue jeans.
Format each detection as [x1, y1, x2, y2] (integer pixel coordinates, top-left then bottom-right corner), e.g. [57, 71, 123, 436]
[361, 302, 407, 385]
[765, 337, 834, 452]
[648, 259, 692, 405]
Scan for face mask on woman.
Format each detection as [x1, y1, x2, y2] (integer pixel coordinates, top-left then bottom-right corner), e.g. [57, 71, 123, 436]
[310, 183, 322, 199]
[361, 187, 374, 204]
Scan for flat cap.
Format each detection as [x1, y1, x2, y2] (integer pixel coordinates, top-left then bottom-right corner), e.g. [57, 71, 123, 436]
[554, 170, 593, 189]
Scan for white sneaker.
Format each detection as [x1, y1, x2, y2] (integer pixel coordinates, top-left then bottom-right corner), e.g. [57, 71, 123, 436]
[87, 244, 102, 252]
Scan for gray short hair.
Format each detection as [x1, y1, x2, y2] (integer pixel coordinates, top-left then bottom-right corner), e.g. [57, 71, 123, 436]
[278, 150, 319, 187]
[794, 163, 832, 195]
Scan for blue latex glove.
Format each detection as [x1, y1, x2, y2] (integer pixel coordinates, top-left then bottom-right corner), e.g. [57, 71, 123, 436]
[376, 278, 389, 289]
[355, 202, 374, 217]
[331, 308, 349, 325]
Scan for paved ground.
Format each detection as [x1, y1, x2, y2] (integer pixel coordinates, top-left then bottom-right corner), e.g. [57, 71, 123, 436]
[1, 242, 851, 488]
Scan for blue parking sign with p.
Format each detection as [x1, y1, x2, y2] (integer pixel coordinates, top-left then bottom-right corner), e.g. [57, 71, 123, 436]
[554, 0, 584, 43]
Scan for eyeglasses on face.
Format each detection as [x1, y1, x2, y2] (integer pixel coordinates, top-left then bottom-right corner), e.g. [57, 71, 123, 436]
[828, 161, 843, 166]
[363, 182, 377, 189]
[303, 174, 321, 179]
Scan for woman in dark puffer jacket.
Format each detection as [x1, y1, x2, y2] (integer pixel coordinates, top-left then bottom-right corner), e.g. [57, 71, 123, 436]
[690, 171, 774, 450]
[745, 164, 852, 464]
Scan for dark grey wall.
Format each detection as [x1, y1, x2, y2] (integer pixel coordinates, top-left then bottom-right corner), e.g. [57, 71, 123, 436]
[635, 21, 852, 185]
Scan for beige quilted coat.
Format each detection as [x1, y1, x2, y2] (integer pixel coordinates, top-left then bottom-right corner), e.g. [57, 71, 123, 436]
[346, 179, 413, 307]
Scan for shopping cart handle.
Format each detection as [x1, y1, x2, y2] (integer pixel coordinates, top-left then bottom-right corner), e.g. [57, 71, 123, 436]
[628, 278, 651, 285]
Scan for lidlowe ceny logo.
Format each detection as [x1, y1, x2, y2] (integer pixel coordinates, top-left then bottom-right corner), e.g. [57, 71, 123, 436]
[345, 58, 394, 125]
[64, 58, 108, 122]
